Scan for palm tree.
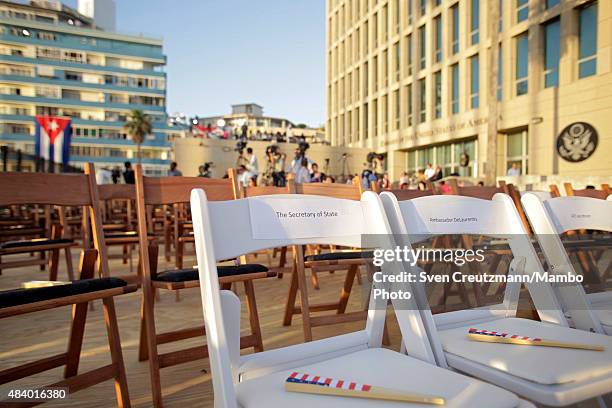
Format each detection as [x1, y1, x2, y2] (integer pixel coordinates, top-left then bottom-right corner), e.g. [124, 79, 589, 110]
[124, 109, 152, 164]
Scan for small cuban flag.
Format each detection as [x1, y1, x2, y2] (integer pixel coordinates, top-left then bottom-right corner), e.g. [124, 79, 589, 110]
[35, 115, 72, 165]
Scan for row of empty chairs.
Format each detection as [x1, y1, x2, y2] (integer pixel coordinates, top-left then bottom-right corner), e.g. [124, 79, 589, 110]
[1, 167, 610, 407]
[190, 183, 612, 407]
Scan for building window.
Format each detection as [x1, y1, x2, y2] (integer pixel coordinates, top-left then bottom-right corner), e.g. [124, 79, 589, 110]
[578, 2, 597, 79]
[373, 13, 378, 48]
[543, 19, 560, 88]
[407, 0, 413, 25]
[373, 56, 378, 89]
[406, 140, 476, 177]
[394, 42, 400, 82]
[394, 0, 400, 34]
[419, 25, 426, 70]
[364, 21, 369, 52]
[434, 15, 442, 63]
[506, 130, 528, 175]
[364, 61, 369, 97]
[517, 0, 528, 23]
[434, 71, 442, 119]
[394, 90, 400, 129]
[499, 0, 503, 32]
[406, 34, 413, 76]
[383, 95, 388, 133]
[419, 78, 426, 123]
[407, 84, 413, 127]
[451, 63, 459, 114]
[382, 49, 388, 87]
[470, 0, 479, 45]
[546, 0, 560, 9]
[451, 4, 459, 54]
[515, 32, 528, 95]
[470, 54, 479, 109]
[364, 102, 369, 139]
[497, 44, 502, 100]
[373, 99, 378, 136]
[382, 5, 388, 41]
[420, 0, 426, 16]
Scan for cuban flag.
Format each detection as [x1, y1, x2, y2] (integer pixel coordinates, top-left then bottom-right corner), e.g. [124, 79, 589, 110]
[35, 115, 72, 165]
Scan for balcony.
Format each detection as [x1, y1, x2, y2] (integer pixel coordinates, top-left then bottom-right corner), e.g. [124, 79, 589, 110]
[0, 74, 166, 96]
[0, 93, 166, 113]
[0, 20, 166, 62]
[0, 54, 166, 77]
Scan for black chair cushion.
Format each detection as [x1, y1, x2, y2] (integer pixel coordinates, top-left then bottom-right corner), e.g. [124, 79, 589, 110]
[155, 264, 269, 282]
[0, 277, 127, 309]
[305, 250, 374, 262]
[105, 231, 137, 239]
[0, 238, 73, 250]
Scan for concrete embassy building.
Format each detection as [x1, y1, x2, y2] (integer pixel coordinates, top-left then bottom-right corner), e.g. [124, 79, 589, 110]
[0, 0, 178, 174]
[326, 0, 611, 181]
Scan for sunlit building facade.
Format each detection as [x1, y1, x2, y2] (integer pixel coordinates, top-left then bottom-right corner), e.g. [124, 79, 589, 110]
[0, 0, 174, 174]
[326, 0, 611, 180]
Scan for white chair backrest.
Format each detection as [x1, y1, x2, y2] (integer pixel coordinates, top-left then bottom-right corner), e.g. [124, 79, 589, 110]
[521, 190, 551, 200]
[522, 193, 611, 334]
[380, 192, 568, 365]
[190, 190, 436, 407]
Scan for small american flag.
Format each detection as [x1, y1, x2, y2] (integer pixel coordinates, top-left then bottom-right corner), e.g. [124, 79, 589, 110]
[286, 372, 372, 392]
[468, 328, 542, 342]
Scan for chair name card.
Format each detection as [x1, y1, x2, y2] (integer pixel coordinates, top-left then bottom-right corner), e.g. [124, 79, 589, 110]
[248, 196, 364, 239]
[545, 197, 612, 233]
[400, 197, 522, 236]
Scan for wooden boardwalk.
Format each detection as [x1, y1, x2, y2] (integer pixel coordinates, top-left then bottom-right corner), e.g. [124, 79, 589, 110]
[0, 248, 405, 407]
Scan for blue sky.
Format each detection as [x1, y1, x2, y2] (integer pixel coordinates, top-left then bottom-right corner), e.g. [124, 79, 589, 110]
[65, 0, 326, 126]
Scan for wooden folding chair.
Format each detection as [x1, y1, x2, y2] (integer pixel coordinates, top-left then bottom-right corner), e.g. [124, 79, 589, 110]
[133, 165, 275, 408]
[96, 183, 143, 281]
[0, 165, 135, 407]
[282, 178, 379, 342]
[523, 193, 612, 335]
[564, 182, 611, 200]
[549, 184, 562, 197]
[0, 202, 76, 280]
[189, 188, 529, 408]
[381, 191, 612, 406]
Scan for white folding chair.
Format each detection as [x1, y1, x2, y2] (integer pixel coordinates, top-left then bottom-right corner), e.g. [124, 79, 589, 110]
[522, 193, 612, 335]
[190, 189, 527, 407]
[380, 192, 612, 406]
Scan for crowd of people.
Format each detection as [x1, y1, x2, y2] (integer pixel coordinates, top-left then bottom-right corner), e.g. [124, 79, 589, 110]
[234, 145, 339, 188]
[95, 160, 186, 185]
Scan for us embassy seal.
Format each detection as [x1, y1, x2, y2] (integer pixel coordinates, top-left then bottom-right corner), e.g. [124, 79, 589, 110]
[556, 122, 598, 162]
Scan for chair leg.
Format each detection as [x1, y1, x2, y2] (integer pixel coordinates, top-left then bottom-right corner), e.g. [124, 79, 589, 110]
[39, 250, 45, 271]
[64, 301, 88, 378]
[141, 284, 163, 407]
[176, 241, 184, 270]
[294, 247, 313, 342]
[48, 249, 60, 281]
[337, 264, 358, 314]
[102, 297, 131, 408]
[243, 280, 264, 352]
[138, 297, 149, 362]
[282, 264, 299, 327]
[64, 247, 74, 281]
[164, 226, 171, 262]
[310, 269, 320, 290]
